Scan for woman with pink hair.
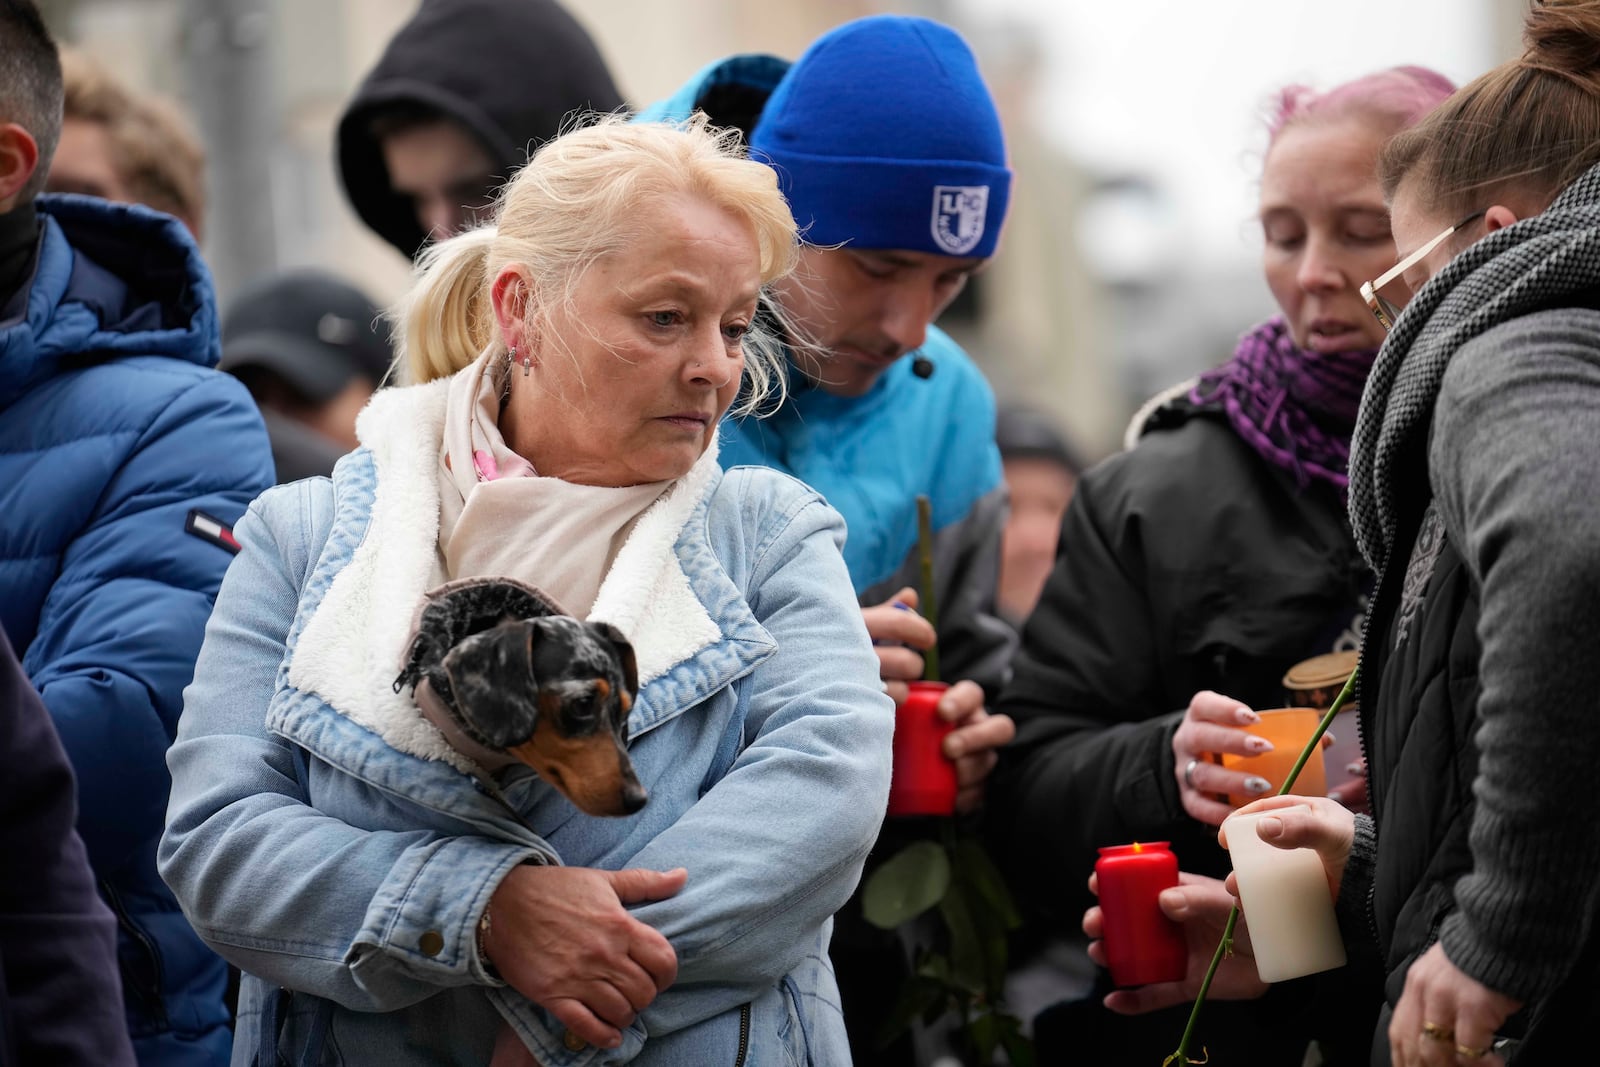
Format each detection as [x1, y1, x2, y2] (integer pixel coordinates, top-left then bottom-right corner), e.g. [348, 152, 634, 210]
[983, 65, 1454, 1065]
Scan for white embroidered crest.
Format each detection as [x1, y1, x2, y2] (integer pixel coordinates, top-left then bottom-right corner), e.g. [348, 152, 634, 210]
[931, 185, 989, 255]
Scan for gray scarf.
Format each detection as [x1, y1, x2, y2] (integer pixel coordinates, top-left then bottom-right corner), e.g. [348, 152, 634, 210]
[1349, 161, 1600, 575]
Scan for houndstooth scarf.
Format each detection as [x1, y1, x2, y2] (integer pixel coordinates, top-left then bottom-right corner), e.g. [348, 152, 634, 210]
[1348, 161, 1600, 575]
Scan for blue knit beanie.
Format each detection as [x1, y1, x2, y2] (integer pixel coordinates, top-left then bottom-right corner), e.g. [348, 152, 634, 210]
[748, 15, 1012, 259]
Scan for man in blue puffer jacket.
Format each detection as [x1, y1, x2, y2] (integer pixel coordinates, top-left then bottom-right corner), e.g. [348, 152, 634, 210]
[0, 5, 274, 1064]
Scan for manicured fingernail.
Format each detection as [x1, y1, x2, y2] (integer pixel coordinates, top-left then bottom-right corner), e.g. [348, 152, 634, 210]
[1244, 776, 1272, 794]
[1346, 762, 1364, 776]
[1237, 707, 1260, 724]
[1248, 737, 1275, 753]
[1324, 731, 1337, 745]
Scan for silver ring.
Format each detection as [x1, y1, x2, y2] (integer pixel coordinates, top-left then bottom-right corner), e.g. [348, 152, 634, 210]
[1183, 758, 1200, 790]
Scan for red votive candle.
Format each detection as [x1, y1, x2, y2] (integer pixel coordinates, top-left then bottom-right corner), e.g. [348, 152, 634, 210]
[886, 681, 957, 817]
[1094, 841, 1187, 988]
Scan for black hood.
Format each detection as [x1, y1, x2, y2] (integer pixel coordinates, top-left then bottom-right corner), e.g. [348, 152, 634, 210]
[337, 0, 626, 259]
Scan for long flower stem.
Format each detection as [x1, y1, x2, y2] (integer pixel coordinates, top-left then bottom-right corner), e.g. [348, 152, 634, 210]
[917, 495, 940, 683]
[1166, 667, 1361, 1065]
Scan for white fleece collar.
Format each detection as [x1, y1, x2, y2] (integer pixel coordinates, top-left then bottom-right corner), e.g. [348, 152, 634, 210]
[286, 379, 723, 769]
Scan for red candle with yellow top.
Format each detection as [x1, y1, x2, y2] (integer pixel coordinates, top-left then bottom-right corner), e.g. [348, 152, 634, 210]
[1094, 841, 1187, 987]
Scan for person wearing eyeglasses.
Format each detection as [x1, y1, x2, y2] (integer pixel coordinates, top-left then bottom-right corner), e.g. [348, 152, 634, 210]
[1082, 3, 1600, 1064]
[982, 66, 1454, 1065]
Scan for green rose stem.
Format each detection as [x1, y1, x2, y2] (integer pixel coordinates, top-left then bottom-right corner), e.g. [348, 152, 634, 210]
[917, 494, 940, 683]
[1164, 665, 1361, 1067]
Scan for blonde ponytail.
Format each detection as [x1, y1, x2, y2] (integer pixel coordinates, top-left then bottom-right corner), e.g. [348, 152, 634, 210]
[388, 226, 498, 385]
[384, 114, 799, 402]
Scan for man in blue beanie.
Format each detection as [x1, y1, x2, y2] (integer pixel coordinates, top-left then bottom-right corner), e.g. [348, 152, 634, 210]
[637, 15, 1018, 1064]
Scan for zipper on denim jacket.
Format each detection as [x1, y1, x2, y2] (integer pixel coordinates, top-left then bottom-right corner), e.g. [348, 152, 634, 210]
[733, 1003, 751, 1067]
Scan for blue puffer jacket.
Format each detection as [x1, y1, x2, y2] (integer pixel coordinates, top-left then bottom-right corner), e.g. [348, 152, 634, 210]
[0, 195, 274, 1066]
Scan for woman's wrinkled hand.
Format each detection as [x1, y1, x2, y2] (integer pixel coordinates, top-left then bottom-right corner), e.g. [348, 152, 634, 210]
[1083, 870, 1269, 1014]
[485, 865, 686, 1051]
[936, 679, 1016, 813]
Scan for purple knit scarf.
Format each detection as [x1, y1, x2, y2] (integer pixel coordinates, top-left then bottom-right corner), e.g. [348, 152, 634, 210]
[1190, 316, 1376, 493]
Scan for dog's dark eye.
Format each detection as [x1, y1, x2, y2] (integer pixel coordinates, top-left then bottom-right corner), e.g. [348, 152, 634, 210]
[571, 693, 599, 723]
[561, 687, 601, 730]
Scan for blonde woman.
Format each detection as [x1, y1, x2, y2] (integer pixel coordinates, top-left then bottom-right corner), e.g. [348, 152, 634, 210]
[160, 116, 892, 1066]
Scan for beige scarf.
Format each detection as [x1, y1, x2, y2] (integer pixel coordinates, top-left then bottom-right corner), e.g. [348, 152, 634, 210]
[434, 351, 671, 617]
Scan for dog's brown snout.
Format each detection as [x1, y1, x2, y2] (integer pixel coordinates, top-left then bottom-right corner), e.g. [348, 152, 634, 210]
[510, 718, 649, 817]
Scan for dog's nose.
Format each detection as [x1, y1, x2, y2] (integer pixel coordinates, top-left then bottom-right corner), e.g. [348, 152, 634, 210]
[621, 782, 648, 814]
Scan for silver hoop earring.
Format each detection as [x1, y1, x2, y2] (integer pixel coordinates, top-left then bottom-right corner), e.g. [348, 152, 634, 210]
[507, 344, 532, 377]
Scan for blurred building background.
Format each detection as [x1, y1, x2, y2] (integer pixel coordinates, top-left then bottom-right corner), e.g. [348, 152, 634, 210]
[36, 0, 1528, 462]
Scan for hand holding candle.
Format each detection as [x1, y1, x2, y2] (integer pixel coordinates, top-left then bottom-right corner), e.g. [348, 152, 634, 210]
[1214, 707, 1328, 807]
[885, 496, 957, 817]
[1093, 841, 1188, 988]
[1221, 807, 1346, 982]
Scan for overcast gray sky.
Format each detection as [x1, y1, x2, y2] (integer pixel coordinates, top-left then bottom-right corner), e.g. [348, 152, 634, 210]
[955, 0, 1499, 268]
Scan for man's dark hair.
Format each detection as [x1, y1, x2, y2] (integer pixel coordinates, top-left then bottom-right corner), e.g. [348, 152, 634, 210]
[0, 0, 64, 202]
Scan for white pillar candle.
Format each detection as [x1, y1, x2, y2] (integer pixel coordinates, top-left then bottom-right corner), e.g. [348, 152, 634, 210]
[1223, 809, 1347, 983]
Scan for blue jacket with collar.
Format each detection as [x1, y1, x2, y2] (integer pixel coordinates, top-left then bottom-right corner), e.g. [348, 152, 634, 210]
[636, 56, 1016, 700]
[159, 377, 893, 1066]
[0, 195, 274, 1064]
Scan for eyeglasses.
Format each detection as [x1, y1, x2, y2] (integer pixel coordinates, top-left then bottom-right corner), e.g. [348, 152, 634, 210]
[1360, 210, 1485, 332]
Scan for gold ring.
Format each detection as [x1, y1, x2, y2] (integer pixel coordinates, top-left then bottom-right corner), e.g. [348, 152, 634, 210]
[1455, 1042, 1490, 1060]
[1421, 1021, 1455, 1043]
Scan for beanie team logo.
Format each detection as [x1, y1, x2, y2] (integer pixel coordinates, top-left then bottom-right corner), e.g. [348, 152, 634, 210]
[931, 186, 990, 256]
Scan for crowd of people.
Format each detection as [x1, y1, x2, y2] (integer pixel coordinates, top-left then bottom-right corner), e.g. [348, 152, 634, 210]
[2, 0, 1596, 1065]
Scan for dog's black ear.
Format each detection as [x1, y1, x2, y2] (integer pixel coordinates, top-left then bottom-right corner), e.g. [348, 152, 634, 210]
[440, 622, 541, 749]
[591, 622, 639, 699]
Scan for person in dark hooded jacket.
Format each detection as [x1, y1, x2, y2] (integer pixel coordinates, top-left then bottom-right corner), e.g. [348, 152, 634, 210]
[0, 4, 274, 1063]
[336, 0, 625, 260]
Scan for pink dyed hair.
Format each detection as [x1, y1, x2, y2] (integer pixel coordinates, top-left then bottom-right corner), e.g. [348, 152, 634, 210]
[1267, 65, 1457, 147]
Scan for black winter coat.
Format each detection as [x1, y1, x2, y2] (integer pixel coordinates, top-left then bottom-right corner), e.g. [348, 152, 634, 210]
[1357, 506, 1488, 1062]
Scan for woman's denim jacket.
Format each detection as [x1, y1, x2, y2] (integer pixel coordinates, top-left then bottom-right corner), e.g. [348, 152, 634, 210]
[159, 378, 893, 1066]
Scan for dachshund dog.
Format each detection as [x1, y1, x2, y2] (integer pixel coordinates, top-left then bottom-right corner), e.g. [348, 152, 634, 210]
[394, 577, 647, 816]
